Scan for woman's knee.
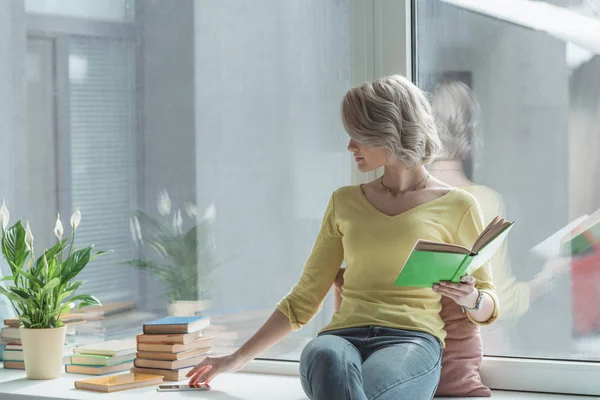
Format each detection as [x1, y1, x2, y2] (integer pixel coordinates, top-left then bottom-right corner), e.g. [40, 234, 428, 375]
[300, 335, 350, 376]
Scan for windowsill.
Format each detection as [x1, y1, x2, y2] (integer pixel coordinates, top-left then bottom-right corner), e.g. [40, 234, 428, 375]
[0, 362, 597, 400]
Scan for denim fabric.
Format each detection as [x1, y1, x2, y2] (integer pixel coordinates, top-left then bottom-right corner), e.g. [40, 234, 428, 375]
[299, 326, 442, 400]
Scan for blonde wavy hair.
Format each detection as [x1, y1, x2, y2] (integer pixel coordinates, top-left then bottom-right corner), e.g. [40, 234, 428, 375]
[341, 75, 442, 167]
[431, 80, 481, 161]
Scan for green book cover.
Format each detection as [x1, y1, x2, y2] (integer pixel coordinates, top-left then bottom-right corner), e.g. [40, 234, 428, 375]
[395, 222, 513, 288]
[70, 353, 135, 366]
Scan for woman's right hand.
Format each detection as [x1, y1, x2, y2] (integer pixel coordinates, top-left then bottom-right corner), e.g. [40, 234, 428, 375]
[187, 353, 247, 385]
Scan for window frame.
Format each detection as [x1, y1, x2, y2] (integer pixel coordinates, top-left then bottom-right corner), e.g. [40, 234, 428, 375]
[252, 0, 600, 396]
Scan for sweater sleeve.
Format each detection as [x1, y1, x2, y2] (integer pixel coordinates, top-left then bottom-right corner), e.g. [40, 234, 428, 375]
[276, 192, 344, 330]
[455, 204, 500, 326]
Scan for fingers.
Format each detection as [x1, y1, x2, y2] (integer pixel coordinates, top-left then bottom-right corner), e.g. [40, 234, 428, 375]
[188, 366, 211, 385]
[186, 359, 212, 377]
[460, 275, 476, 285]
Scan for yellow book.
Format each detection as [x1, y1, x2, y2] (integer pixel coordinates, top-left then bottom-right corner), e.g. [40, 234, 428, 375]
[74, 373, 163, 393]
[130, 366, 192, 382]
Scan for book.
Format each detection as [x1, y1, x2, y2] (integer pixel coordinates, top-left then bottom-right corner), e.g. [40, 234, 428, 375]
[560, 209, 600, 256]
[3, 360, 25, 369]
[143, 316, 210, 334]
[395, 216, 514, 287]
[134, 353, 208, 370]
[66, 361, 134, 375]
[532, 215, 589, 258]
[136, 330, 202, 345]
[74, 372, 163, 392]
[3, 350, 24, 361]
[136, 347, 212, 361]
[1, 327, 20, 340]
[73, 339, 137, 357]
[4, 344, 22, 351]
[130, 366, 193, 382]
[70, 353, 136, 366]
[137, 336, 213, 353]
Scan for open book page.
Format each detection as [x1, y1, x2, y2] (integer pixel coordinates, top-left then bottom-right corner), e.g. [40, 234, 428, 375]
[472, 216, 513, 254]
[468, 224, 514, 272]
[414, 239, 471, 254]
[570, 208, 600, 235]
[531, 215, 588, 258]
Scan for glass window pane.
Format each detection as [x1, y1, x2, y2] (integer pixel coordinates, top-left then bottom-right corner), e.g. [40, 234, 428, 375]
[25, 0, 135, 21]
[3, 0, 351, 358]
[68, 36, 138, 308]
[416, 0, 600, 361]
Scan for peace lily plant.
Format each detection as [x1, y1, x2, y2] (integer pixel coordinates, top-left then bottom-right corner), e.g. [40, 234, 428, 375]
[0, 202, 108, 379]
[126, 189, 217, 316]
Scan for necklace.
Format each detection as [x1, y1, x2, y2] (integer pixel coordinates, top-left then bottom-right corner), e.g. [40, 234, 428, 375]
[380, 173, 430, 197]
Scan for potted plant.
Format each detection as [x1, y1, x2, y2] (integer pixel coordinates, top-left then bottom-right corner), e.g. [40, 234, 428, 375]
[0, 202, 107, 379]
[127, 189, 217, 316]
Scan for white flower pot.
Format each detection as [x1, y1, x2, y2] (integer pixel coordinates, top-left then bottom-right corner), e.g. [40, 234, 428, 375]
[168, 300, 212, 316]
[19, 326, 66, 380]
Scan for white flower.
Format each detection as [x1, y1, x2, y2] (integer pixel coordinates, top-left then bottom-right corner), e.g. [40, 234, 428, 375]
[43, 254, 49, 277]
[25, 221, 34, 251]
[134, 216, 143, 242]
[54, 213, 64, 240]
[129, 218, 138, 244]
[0, 200, 9, 230]
[203, 203, 216, 222]
[70, 208, 81, 231]
[172, 209, 183, 234]
[184, 202, 197, 219]
[25, 257, 33, 271]
[157, 189, 171, 216]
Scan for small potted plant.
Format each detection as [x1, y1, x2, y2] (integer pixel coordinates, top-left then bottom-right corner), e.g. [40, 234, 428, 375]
[0, 202, 108, 379]
[127, 189, 217, 316]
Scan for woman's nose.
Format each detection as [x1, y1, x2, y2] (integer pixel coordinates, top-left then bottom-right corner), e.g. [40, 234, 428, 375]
[347, 140, 358, 152]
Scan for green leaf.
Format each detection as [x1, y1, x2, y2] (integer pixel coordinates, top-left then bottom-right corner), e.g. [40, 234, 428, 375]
[61, 247, 92, 283]
[1, 221, 28, 275]
[89, 249, 112, 262]
[1, 275, 14, 281]
[69, 294, 101, 308]
[43, 277, 60, 293]
[18, 315, 32, 327]
[65, 280, 85, 293]
[15, 267, 44, 288]
[10, 287, 31, 299]
[33, 238, 68, 276]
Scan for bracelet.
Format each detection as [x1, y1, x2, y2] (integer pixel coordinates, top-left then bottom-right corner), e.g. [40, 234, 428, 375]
[461, 289, 484, 313]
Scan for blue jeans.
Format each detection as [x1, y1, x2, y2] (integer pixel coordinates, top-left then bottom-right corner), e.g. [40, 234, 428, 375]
[299, 327, 442, 400]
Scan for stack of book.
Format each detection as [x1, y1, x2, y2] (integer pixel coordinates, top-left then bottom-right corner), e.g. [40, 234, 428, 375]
[66, 339, 136, 375]
[77, 303, 158, 343]
[130, 316, 212, 381]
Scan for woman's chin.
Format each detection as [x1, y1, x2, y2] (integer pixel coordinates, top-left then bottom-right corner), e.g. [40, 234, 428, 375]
[356, 163, 376, 173]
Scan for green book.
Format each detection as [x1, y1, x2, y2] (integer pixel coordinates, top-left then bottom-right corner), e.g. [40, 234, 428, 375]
[70, 353, 135, 366]
[395, 216, 514, 287]
[560, 209, 600, 256]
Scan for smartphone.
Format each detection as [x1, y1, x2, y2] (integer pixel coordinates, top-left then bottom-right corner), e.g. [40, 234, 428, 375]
[156, 383, 210, 392]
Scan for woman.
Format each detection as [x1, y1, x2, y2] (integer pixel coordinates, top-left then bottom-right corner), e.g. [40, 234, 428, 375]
[187, 75, 498, 400]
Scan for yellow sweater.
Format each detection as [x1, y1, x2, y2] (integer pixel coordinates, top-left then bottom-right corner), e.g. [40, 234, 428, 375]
[277, 185, 499, 345]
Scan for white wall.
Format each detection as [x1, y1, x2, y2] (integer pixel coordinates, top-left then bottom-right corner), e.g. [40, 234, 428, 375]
[194, 0, 352, 337]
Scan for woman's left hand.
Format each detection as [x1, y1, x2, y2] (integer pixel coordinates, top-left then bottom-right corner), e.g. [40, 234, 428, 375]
[433, 275, 479, 308]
